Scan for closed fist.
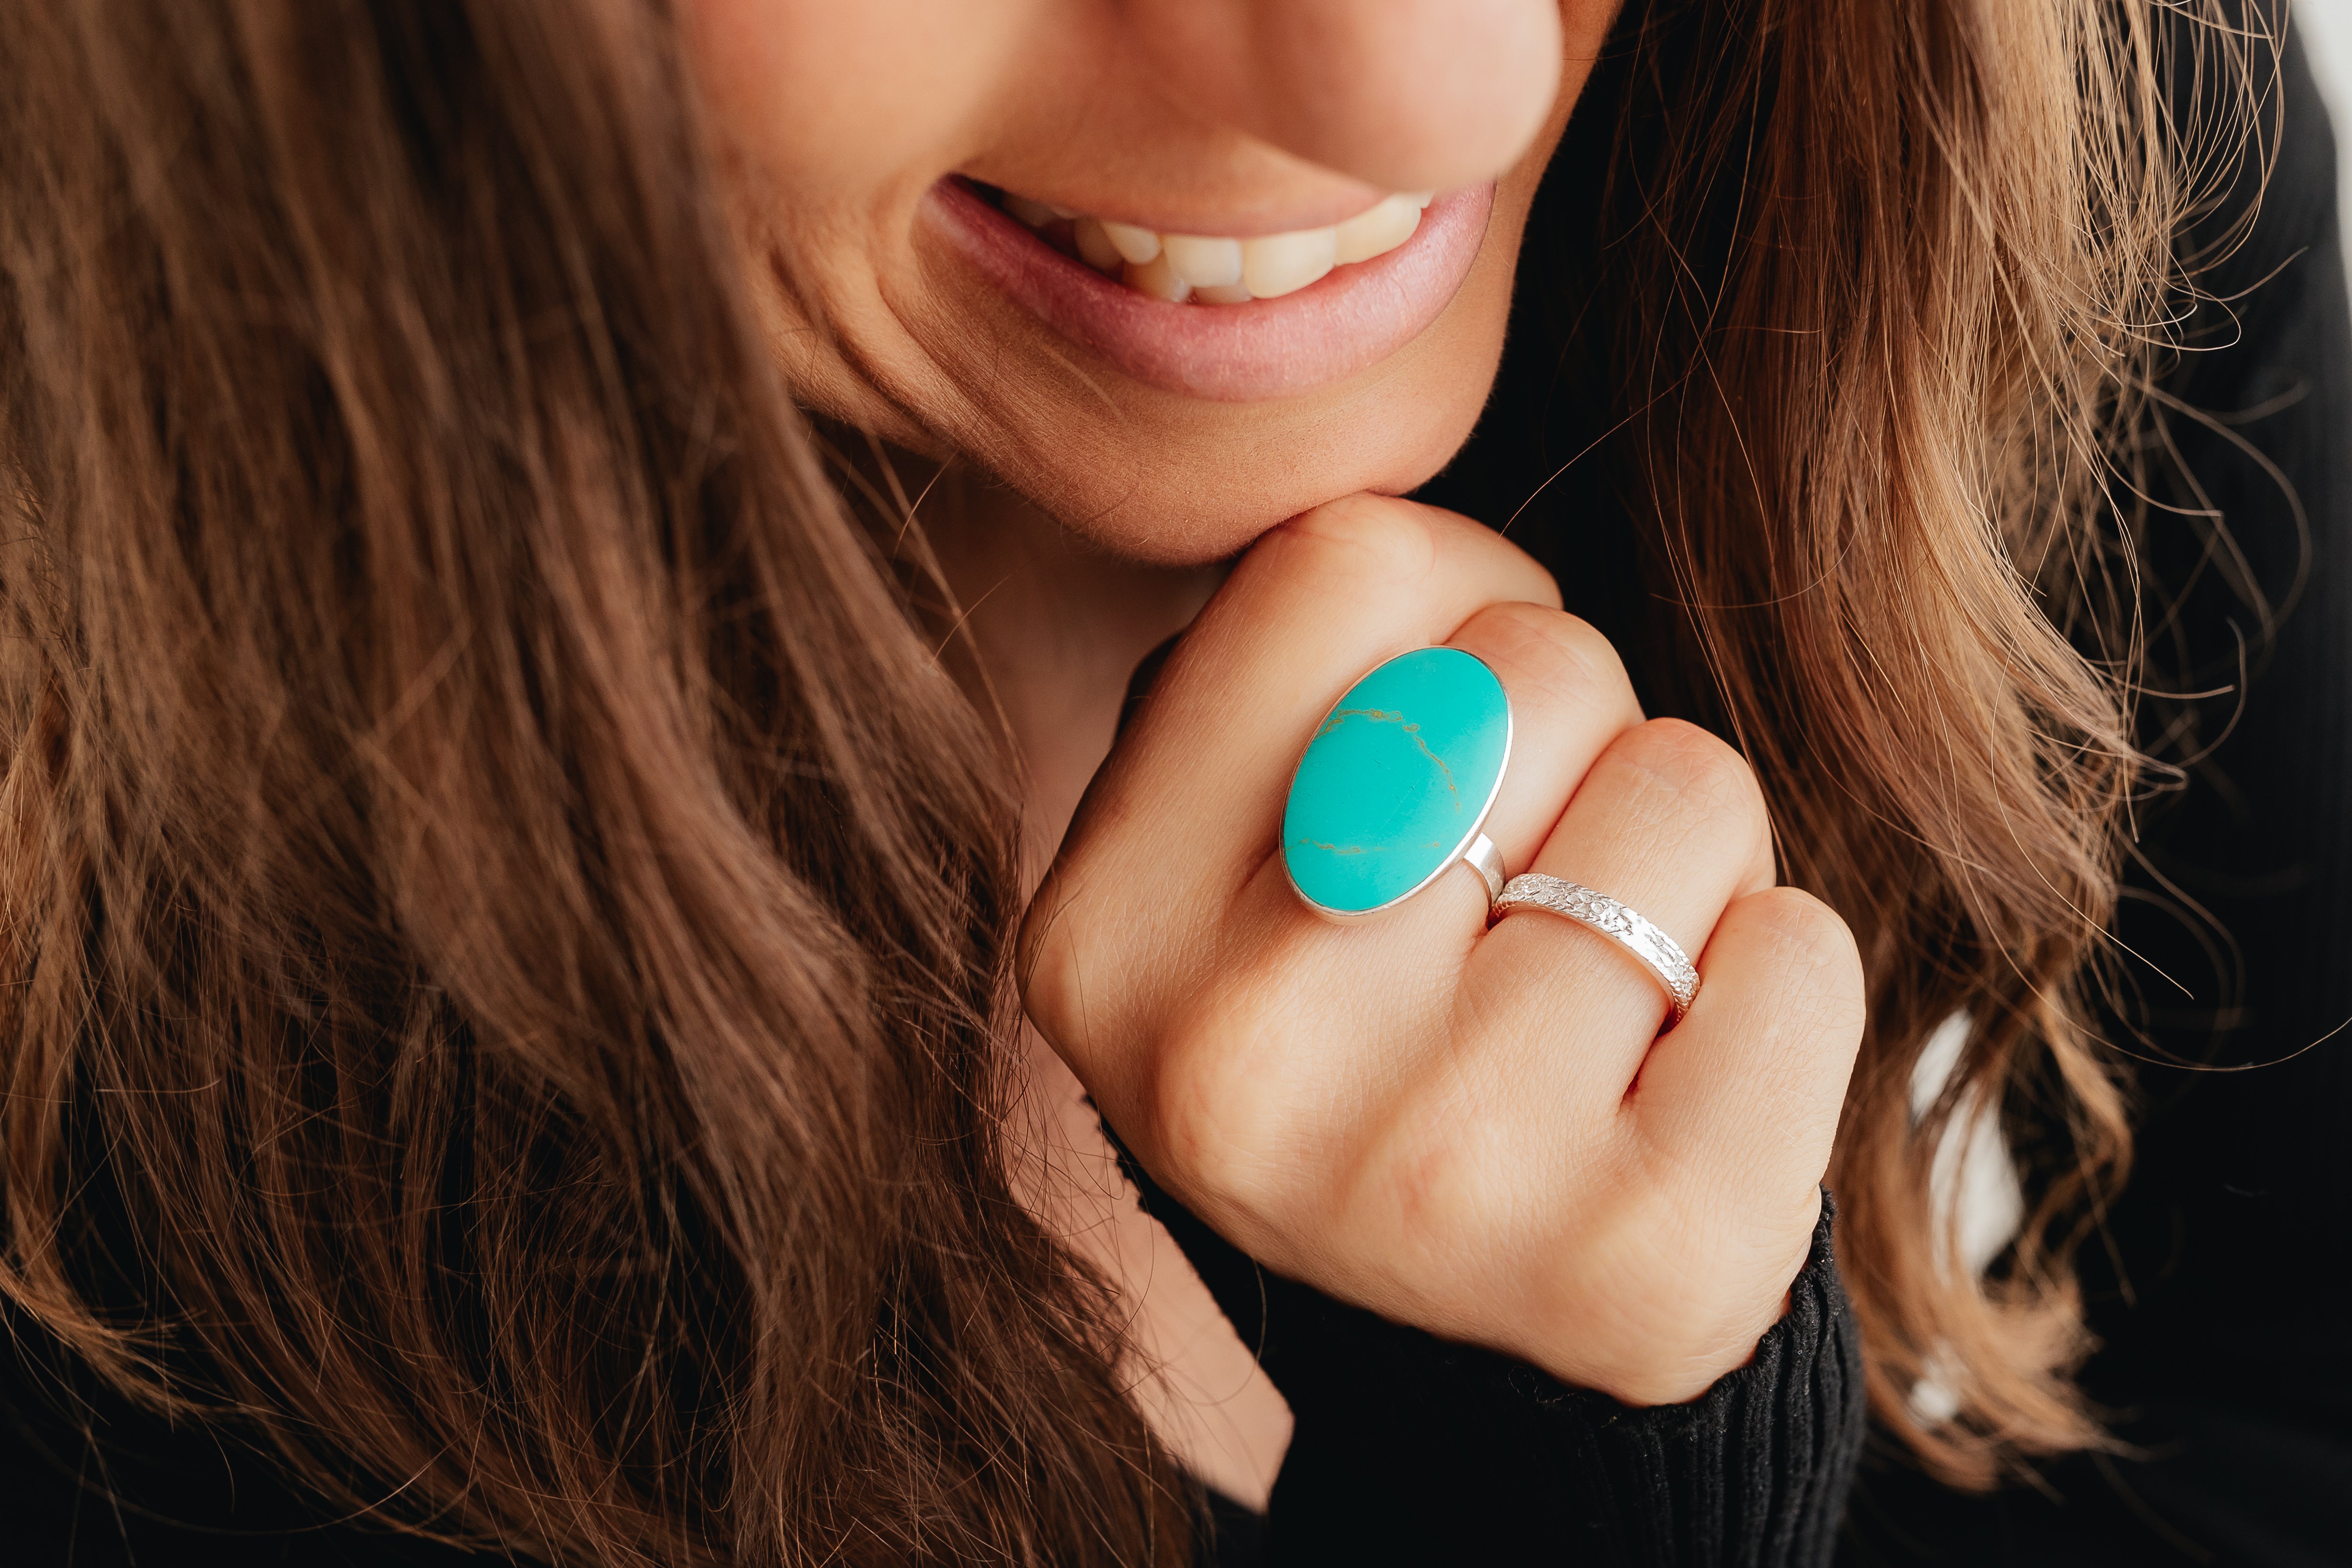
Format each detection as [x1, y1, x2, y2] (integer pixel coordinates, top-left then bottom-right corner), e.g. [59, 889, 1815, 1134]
[1020, 495, 1864, 1406]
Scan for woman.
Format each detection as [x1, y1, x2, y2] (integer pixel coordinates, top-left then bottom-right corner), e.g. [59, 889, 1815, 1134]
[1, 0, 2343, 1563]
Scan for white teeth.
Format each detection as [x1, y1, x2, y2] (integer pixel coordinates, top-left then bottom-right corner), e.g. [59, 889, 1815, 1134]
[1071, 216, 1125, 274]
[1241, 227, 1337, 299]
[997, 188, 1431, 305]
[1333, 194, 1421, 265]
[1162, 234, 1244, 289]
[1123, 253, 1193, 303]
[1099, 220, 1162, 265]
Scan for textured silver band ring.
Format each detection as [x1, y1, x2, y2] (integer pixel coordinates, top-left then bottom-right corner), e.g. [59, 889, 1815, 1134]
[1491, 873, 1700, 1025]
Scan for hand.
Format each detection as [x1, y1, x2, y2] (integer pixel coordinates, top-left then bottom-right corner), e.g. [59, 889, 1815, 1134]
[1019, 495, 1865, 1406]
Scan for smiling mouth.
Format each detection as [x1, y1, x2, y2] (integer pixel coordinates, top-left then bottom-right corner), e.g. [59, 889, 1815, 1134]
[924, 177, 1494, 402]
[971, 182, 1433, 305]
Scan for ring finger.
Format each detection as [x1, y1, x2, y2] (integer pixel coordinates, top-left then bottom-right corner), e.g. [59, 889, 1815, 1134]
[1470, 717, 1776, 1095]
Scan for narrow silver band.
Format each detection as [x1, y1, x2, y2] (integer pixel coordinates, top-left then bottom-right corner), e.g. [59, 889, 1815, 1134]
[1460, 833, 1506, 907]
[1491, 873, 1700, 1025]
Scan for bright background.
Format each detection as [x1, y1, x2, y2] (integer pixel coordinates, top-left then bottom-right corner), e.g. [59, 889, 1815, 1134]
[2301, 0, 2352, 268]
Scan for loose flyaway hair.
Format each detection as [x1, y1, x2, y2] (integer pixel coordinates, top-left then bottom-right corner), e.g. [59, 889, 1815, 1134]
[0, 0, 2267, 1561]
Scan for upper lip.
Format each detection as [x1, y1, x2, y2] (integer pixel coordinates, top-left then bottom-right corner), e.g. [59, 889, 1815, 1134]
[950, 175, 1392, 240]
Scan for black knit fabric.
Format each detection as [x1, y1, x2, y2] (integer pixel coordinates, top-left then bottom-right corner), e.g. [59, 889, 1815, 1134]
[1136, 1159, 1863, 1567]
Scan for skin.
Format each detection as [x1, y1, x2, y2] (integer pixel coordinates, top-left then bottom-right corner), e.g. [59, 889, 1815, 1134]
[690, 0, 1600, 557]
[686, 0, 1865, 1507]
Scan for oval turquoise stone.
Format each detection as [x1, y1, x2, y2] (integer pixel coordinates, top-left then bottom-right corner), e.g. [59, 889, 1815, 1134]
[1281, 647, 1511, 916]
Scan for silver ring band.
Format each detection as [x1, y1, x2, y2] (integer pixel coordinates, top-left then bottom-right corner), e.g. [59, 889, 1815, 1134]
[1460, 833, 1506, 906]
[1491, 873, 1700, 1025]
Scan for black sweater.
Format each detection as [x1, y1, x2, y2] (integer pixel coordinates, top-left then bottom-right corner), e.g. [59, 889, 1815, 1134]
[7, 11, 2348, 1568]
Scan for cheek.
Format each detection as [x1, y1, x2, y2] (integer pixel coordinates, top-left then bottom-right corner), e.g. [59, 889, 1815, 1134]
[683, 0, 1025, 193]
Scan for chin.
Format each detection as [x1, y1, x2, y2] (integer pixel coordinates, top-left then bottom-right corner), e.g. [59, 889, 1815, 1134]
[1010, 391, 1494, 567]
[887, 229, 1514, 566]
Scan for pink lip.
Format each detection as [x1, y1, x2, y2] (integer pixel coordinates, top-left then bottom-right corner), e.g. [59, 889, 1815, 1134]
[919, 179, 1496, 403]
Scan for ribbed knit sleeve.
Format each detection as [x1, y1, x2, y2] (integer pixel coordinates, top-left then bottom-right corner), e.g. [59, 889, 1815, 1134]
[1136, 1162, 1866, 1566]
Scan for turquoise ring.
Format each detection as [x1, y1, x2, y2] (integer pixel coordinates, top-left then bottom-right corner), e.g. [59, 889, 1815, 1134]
[1281, 647, 1513, 922]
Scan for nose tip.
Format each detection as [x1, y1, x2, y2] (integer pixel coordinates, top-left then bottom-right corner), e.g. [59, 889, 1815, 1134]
[1123, 0, 1565, 194]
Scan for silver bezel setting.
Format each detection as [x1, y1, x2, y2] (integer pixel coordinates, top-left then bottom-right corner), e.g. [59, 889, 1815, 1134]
[1281, 647, 1514, 924]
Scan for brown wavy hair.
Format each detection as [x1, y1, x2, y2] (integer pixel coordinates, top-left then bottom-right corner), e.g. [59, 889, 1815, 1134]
[0, 1, 1185, 1561]
[1588, 0, 2265, 1486]
[0, 0, 2265, 1560]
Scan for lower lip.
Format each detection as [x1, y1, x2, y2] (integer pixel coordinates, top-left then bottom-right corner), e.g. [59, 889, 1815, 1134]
[919, 179, 1496, 403]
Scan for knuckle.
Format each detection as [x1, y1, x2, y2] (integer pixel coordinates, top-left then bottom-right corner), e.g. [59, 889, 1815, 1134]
[1015, 867, 1150, 1064]
[1014, 883, 1087, 1047]
[1735, 886, 1866, 1029]
[1743, 885, 1859, 975]
[1460, 602, 1631, 714]
[1145, 1094, 1275, 1239]
[1267, 494, 1440, 588]
[1138, 1012, 1286, 1214]
[1612, 719, 1768, 836]
[1142, 1069, 1223, 1196]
